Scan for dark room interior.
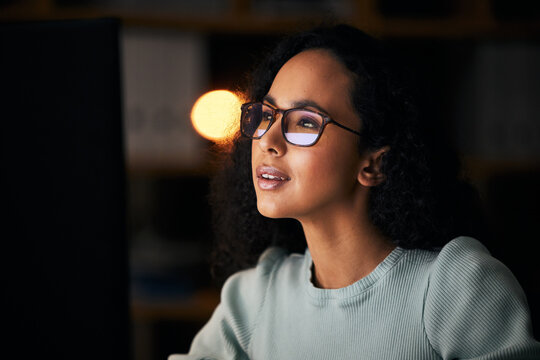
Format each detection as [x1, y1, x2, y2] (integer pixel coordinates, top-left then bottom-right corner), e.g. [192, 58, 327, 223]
[1, 1, 539, 359]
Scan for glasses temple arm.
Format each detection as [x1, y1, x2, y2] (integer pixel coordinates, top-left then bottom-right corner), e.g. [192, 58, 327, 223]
[330, 120, 361, 136]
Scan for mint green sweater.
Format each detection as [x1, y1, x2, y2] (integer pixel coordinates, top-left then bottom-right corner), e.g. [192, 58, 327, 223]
[170, 237, 540, 359]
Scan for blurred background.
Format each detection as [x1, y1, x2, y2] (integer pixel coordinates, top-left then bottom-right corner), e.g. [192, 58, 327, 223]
[1, 1, 539, 359]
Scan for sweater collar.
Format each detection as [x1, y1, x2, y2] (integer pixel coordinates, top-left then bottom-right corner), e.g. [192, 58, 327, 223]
[303, 246, 405, 300]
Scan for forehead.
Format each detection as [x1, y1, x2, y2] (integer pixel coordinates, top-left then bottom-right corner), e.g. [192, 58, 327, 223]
[267, 49, 354, 112]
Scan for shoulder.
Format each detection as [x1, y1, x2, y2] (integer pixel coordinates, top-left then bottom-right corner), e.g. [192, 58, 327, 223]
[191, 247, 291, 355]
[179, 248, 295, 359]
[231, 246, 290, 282]
[434, 235, 497, 266]
[430, 236, 515, 282]
[427, 236, 526, 301]
[257, 246, 290, 274]
[221, 247, 294, 305]
[424, 236, 539, 358]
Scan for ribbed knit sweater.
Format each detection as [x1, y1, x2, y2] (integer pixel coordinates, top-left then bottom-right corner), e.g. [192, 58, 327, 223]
[169, 237, 540, 359]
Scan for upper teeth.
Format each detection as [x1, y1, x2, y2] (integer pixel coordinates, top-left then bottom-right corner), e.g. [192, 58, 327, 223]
[262, 173, 285, 180]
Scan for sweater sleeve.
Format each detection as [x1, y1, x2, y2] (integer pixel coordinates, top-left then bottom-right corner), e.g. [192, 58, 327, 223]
[168, 247, 286, 360]
[424, 236, 540, 359]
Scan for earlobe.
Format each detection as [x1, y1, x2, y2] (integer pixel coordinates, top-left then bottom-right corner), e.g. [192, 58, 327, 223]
[357, 146, 390, 187]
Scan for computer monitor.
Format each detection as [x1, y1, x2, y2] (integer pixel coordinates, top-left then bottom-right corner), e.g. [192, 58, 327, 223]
[1, 18, 129, 360]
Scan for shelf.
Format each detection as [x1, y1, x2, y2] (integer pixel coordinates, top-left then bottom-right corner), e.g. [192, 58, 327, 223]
[2, 0, 540, 38]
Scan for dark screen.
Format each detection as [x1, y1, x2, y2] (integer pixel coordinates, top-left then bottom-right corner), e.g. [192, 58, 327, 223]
[0, 18, 129, 360]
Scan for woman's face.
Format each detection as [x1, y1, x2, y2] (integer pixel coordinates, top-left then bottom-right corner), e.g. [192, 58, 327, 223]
[251, 49, 366, 222]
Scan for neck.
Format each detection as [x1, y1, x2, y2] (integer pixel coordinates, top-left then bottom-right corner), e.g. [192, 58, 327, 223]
[299, 193, 395, 289]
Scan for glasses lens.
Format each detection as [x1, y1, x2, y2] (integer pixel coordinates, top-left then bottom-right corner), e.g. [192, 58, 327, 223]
[241, 103, 273, 138]
[283, 109, 323, 146]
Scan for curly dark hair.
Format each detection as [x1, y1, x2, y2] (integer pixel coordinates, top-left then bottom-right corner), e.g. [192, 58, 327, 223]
[209, 24, 484, 283]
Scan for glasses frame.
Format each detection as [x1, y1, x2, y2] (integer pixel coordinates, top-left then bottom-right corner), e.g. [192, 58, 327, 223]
[240, 101, 361, 147]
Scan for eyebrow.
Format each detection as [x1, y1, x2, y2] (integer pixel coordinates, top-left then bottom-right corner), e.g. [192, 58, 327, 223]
[263, 95, 331, 116]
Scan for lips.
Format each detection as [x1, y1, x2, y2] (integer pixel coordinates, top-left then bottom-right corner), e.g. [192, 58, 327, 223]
[256, 165, 290, 190]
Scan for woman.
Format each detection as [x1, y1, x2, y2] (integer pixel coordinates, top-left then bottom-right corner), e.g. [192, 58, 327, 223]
[170, 24, 540, 359]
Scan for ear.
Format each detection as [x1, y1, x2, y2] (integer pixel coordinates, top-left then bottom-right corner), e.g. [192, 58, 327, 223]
[357, 146, 390, 187]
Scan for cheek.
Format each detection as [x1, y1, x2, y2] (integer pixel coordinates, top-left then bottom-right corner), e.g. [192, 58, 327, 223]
[290, 149, 345, 196]
[251, 142, 256, 176]
[251, 140, 261, 167]
[304, 144, 360, 197]
[293, 152, 325, 185]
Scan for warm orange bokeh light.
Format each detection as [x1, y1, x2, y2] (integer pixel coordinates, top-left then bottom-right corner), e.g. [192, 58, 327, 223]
[191, 90, 241, 141]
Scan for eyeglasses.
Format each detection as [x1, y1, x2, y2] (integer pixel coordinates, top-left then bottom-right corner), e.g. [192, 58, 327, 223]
[240, 102, 361, 147]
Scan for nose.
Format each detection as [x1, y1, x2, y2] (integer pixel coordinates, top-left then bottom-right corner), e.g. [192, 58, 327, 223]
[256, 113, 287, 156]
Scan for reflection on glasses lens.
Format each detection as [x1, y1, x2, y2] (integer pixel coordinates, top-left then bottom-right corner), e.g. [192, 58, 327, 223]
[241, 103, 324, 146]
[283, 109, 322, 146]
[241, 103, 262, 137]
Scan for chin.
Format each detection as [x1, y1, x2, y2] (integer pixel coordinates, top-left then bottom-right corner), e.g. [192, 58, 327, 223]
[256, 200, 289, 219]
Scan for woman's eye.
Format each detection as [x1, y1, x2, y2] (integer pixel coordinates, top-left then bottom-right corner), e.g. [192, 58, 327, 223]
[298, 118, 319, 129]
